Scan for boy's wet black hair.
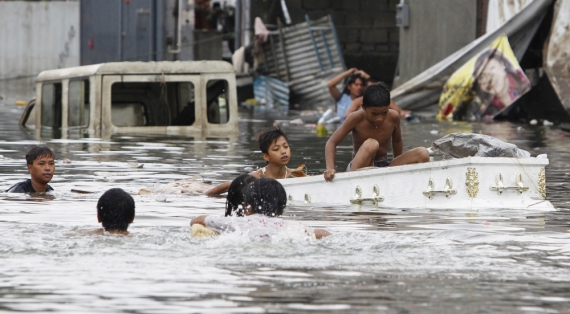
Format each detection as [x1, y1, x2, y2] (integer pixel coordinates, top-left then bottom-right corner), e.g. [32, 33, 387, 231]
[25, 146, 55, 165]
[257, 127, 289, 154]
[362, 82, 391, 108]
[97, 188, 135, 232]
[225, 174, 257, 217]
[243, 178, 287, 217]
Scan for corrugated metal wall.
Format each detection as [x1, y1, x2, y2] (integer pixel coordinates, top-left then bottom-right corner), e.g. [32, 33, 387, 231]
[259, 16, 346, 110]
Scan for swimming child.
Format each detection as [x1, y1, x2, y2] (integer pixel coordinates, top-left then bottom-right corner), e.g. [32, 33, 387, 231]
[225, 174, 257, 217]
[97, 188, 136, 233]
[192, 178, 331, 239]
[6, 146, 55, 193]
[192, 174, 256, 237]
[205, 127, 303, 195]
[324, 82, 430, 182]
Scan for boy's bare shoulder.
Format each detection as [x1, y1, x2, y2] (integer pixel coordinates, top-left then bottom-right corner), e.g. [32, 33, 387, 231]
[347, 109, 367, 124]
[387, 109, 401, 124]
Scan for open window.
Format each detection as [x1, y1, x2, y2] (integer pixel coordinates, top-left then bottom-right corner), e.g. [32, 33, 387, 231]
[206, 79, 229, 124]
[111, 81, 195, 127]
[68, 79, 90, 128]
[41, 83, 62, 129]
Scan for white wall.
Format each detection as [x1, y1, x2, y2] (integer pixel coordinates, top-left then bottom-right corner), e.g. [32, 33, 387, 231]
[0, 1, 79, 102]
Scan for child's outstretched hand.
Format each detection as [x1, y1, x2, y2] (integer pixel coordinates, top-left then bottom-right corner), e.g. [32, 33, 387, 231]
[324, 169, 336, 182]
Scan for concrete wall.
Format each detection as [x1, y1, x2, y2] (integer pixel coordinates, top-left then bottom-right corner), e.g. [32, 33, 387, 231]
[251, 0, 401, 85]
[395, 0, 477, 86]
[0, 2, 79, 102]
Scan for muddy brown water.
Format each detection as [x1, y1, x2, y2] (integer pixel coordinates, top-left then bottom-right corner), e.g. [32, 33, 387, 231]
[1, 102, 570, 313]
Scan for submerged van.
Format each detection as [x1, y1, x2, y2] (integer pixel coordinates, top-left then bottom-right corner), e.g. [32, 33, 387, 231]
[20, 61, 238, 137]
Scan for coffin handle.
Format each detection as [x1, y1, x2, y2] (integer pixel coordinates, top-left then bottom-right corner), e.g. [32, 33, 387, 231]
[423, 178, 457, 200]
[350, 184, 384, 205]
[490, 173, 529, 195]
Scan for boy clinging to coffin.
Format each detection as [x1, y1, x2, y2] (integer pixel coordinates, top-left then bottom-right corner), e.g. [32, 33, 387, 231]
[324, 82, 430, 182]
[6, 146, 55, 193]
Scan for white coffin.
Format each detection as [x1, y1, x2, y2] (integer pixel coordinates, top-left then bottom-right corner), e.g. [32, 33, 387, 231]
[279, 156, 553, 210]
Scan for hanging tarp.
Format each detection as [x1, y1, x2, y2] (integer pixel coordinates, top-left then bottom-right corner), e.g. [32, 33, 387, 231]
[486, 0, 533, 33]
[543, 0, 570, 113]
[392, 0, 551, 112]
[437, 35, 531, 121]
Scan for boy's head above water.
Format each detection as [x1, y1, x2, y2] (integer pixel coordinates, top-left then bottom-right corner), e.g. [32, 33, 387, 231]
[26, 146, 55, 185]
[257, 127, 290, 165]
[97, 188, 135, 232]
[258, 127, 290, 154]
[362, 82, 391, 108]
[243, 178, 287, 217]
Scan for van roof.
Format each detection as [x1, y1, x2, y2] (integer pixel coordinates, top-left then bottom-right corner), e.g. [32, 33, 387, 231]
[36, 61, 235, 82]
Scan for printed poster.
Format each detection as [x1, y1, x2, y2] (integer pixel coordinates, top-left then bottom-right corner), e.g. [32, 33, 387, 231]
[438, 34, 531, 121]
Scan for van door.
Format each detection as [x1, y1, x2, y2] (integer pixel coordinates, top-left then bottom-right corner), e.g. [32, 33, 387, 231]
[200, 73, 239, 137]
[68, 79, 91, 134]
[40, 82, 63, 134]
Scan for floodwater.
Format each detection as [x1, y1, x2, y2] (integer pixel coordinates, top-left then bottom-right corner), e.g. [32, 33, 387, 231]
[1, 102, 570, 313]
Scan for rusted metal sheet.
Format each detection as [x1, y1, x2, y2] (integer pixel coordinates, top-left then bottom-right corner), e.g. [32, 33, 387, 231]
[392, 0, 551, 111]
[543, 0, 570, 112]
[259, 16, 345, 109]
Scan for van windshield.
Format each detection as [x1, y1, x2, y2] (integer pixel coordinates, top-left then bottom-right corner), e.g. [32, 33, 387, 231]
[111, 81, 195, 127]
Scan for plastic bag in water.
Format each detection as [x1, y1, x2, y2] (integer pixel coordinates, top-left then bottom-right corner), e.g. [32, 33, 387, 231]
[432, 133, 531, 158]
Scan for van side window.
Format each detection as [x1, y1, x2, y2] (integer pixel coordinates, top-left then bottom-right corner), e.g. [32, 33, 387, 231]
[206, 80, 229, 124]
[41, 83, 62, 129]
[68, 80, 90, 127]
[111, 82, 195, 127]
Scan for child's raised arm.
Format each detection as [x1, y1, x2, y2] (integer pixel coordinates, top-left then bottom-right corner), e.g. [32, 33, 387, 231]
[328, 68, 357, 100]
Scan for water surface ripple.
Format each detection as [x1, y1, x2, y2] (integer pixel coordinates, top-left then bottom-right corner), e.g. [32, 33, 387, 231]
[1, 103, 570, 313]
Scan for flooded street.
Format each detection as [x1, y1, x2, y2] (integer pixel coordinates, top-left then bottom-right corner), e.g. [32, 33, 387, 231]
[1, 101, 570, 313]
